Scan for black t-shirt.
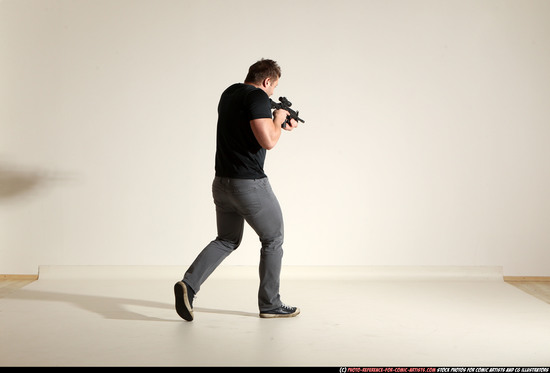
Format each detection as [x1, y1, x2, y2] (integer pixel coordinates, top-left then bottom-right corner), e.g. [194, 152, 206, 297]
[214, 83, 272, 179]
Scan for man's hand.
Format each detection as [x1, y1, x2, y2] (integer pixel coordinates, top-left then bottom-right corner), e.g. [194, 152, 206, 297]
[283, 117, 298, 131]
[273, 109, 289, 128]
[274, 109, 298, 131]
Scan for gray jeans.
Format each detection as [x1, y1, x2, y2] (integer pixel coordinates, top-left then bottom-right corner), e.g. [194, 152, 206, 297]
[183, 176, 284, 312]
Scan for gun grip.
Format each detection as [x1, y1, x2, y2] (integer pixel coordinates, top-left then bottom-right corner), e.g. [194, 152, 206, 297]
[281, 116, 292, 129]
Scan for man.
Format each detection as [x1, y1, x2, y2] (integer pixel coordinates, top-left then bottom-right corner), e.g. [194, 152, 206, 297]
[174, 59, 300, 321]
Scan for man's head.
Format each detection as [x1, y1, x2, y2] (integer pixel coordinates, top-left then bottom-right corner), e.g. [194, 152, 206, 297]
[244, 59, 281, 97]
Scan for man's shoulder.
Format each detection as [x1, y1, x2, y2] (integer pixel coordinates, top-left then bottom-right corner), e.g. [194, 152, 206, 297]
[223, 83, 266, 98]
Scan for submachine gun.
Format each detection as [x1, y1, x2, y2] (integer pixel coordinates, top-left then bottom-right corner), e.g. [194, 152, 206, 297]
[269, 97, 305, 129]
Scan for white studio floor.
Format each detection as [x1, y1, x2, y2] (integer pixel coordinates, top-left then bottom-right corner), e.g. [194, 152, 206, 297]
[1, 265, 550, 367]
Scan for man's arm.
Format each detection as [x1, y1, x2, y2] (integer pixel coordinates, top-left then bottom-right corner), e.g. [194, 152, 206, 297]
[250, 109, 297, 150]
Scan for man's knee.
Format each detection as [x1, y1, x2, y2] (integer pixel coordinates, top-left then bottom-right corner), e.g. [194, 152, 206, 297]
[260, 235, 283, 254]
[215, 238, 241, 252]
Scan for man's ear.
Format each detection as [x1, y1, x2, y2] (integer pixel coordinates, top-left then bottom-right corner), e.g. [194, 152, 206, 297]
[262, 77, 271, 88]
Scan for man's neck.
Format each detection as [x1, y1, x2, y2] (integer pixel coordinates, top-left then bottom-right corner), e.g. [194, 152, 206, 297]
[244, 81, 260, 89]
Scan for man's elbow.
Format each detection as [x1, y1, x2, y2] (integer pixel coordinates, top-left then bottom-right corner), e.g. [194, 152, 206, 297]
[258, 133, 279, 150]
[262, 140, 277, 150]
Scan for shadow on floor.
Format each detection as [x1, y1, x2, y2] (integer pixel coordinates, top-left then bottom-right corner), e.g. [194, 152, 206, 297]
[4, 288, 258, 321]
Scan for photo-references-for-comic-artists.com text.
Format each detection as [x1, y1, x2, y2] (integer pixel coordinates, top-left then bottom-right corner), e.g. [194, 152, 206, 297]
[339, 368, 549, 373]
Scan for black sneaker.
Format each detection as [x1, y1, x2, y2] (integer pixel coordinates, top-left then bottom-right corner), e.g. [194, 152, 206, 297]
[259, 303, 300, 319]
[174, 281, 194, 321]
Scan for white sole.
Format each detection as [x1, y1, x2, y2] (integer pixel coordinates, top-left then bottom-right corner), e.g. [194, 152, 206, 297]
[259, 308, 300, 319]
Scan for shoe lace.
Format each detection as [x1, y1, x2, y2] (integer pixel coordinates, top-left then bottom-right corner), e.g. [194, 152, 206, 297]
[280, 303, 293, 311]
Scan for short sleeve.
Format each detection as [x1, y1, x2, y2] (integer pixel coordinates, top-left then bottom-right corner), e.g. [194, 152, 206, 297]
[246, 89, 272, 120]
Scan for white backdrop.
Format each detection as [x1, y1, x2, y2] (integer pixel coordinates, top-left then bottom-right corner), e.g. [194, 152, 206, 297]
[2, 0, 549, 275]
